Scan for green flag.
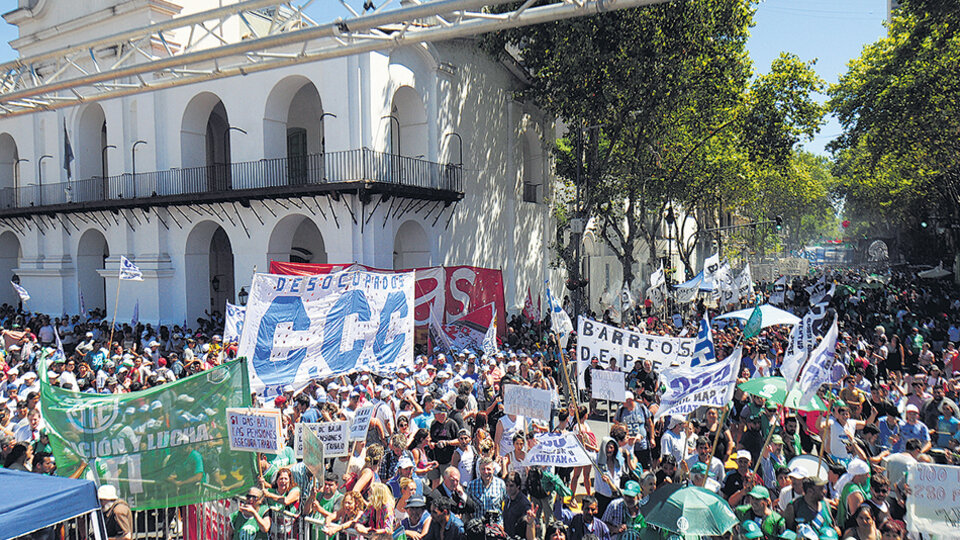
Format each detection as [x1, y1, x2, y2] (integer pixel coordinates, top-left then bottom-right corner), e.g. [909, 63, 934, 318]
[41, 359, 258, 510]
[743, 305, 762, 339]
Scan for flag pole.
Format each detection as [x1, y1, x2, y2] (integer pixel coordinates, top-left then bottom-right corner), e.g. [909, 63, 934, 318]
[107, 270, 121, 349]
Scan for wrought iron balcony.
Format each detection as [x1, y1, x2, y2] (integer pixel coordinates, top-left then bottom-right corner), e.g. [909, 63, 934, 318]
[0, 148, 463, 216]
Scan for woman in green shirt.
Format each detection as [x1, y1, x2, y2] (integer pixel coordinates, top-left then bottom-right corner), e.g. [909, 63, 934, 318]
[230, 487, 271, 540]
[262, 467, 301, 536]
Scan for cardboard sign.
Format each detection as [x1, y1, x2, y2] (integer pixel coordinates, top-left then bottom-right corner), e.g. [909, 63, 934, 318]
[302, 423, 326, 478]
[350, 405, 374, 441]
[503, 384, 553, 422]
[295, 421, 349, 458]
[906, 462, 960, 537]
[591, 370, 626, 402]
[226, 408, 283, 453]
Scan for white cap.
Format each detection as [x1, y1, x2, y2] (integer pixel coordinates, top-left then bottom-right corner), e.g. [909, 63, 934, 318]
[736, 450, 752, 462]
[905, 404, 920, 414]
[625, 391, 635, 401]
[788, 467, 806, 479]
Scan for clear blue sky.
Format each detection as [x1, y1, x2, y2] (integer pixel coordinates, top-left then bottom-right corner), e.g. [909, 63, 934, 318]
[0, 0, 887, 153]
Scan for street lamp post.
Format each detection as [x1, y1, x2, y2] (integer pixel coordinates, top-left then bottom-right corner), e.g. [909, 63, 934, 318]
[443, 132, 463, 167]
[12, 158, 28, 208]
[102, 144, 117, 176]
[131, 140, 147, 197]
[37, 154, 52, 205]
[222, 127, 246, 190]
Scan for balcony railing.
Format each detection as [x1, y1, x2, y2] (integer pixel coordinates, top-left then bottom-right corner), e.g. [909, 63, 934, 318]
[0, 148, 463, 210]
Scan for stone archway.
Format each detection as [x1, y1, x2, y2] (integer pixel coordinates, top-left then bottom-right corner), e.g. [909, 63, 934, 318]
[267, 214, 327, 265]
[77, 229, 110, 311]
[184, 221, 236, 324]
[0, 231, 20, 307]
[393, 220, 430, 269]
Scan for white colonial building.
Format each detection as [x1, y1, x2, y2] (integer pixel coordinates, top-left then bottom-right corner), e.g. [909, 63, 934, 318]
[0, 0, 558, 325]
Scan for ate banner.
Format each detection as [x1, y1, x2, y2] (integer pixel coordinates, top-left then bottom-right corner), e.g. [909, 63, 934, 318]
[41, 360, 257, 511]
[269, 261, 506, 338]
[238, 271, 416, 397]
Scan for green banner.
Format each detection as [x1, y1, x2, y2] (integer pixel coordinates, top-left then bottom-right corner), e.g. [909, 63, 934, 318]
[41, 359, 258, 510]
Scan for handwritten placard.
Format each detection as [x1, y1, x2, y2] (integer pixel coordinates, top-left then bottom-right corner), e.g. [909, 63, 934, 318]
[906, 462, 960, 537]
[591, 370, 626, 402]
[350, 405, 374, 441]
[295, 421, 349, 458]
[226, 408, 282, 453]
[503, 384, 553, 422]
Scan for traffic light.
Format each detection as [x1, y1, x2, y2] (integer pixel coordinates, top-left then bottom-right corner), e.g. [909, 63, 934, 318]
[775, 215, 783, 231]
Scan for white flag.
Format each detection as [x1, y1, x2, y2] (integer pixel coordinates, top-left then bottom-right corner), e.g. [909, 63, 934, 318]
[737, 264, 755, 298]
[620, 284, 635, 313]
[223, 302, 246, 344]
[649, 264, 665, 289]
[545, 282, 573, 349]
[770, 276, 787, 306]
[796, 317, 839, 405]
[482, 311, 498, 356]
[702, 252, 720, 288]
[119, 255, 143, 281]
[11, 281, 29, 301]
[657, 346, 742, 419]
[674, 274, 702, 304]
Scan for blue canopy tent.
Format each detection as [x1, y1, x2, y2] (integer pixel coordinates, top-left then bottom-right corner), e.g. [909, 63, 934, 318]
[675, 271, 713, 292]
[0, 469, 105, 539]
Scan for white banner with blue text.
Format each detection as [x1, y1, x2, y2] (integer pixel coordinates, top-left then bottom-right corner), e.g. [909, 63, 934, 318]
[238, 271, 415, 398]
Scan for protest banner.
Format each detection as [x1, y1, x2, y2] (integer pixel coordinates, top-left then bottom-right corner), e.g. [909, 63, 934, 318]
[503, 384, 553, 422]
[223, 302, 245, 344]
[906, 462, 960, 537]
[41, 359, 257, 511]
[350, 405, 374, 441]
[270, 261, 508, 339]
[591, 370, 626, 402]
[577, 316, 695, 385]
[226, 408, 282, 453]
[238, 270, 416, 398]
[521, 433, 593, 467]
[656, 347, 742, 419]
[295, 421, 349, 458]
[302, 424, 326, 478]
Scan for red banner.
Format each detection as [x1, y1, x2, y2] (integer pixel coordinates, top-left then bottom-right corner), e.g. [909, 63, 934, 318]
[269, 261, 506, 337]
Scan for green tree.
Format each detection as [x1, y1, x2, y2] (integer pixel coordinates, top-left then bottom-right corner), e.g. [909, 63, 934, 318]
[828, 0, 960, 234]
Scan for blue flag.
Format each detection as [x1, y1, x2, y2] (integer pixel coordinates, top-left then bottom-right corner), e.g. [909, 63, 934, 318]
[690, 313, 716, 367]
[63, 120, 74, 179]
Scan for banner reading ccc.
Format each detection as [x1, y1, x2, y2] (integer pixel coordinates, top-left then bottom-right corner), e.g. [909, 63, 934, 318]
[238, 270, 416, 398]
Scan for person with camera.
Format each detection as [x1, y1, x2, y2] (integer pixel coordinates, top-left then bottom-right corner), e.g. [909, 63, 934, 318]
[422, 496, 465, 540]
[229, 487, 271, 540]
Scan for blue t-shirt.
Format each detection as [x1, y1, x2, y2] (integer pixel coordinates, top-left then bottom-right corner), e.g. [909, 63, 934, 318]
[901, 421, 931, 448]
[878, 417, 904, 452]
[937, 415, 959, 448]
[413, 412, 434, 430]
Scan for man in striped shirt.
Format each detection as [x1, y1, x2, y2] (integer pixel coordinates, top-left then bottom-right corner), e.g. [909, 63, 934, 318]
[466, 457, 506, 525]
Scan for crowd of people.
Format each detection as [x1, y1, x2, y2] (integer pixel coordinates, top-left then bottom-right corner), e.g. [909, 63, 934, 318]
[3, 267, 958, 540]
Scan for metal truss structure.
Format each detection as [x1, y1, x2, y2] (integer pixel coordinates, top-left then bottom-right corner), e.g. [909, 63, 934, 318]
[0, 0, 670, 118]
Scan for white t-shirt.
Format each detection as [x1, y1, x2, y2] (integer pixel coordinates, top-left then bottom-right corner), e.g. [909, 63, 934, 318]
[828, 417, 856, 460]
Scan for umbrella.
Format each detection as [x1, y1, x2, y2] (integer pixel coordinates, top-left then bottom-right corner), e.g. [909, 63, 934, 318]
[737, 376, 828, 412]
[640, 484, 738, 537]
